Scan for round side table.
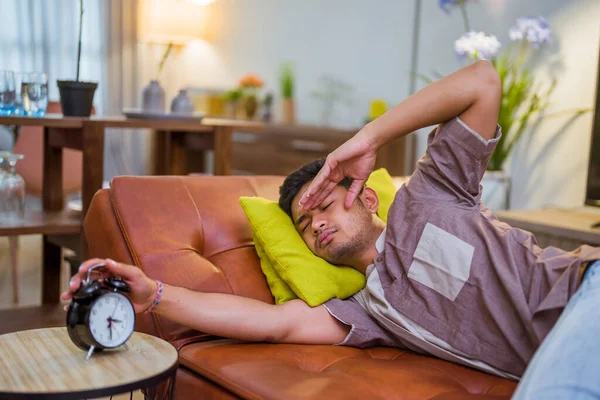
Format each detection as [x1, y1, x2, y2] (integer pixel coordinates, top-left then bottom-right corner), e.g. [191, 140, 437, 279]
[0, 327, 178, 399]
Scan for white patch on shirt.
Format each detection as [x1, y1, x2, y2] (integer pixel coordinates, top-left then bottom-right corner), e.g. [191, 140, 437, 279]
[408, 222, 474, 301]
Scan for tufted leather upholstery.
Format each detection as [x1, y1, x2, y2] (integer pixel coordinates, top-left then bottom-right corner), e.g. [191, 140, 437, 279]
[83, 175, 517, 399]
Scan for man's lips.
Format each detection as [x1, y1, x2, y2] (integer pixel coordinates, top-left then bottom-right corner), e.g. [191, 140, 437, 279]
[318, 230, 335, 247]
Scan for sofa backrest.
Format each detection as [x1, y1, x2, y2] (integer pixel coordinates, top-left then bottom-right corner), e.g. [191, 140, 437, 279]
[85, 175, 285, 347]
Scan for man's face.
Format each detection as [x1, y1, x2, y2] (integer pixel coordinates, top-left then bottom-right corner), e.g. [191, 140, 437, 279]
[291, 182, 374, 265]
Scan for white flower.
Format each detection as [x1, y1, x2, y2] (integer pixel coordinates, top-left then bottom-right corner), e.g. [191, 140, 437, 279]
[454, 31, 502, 60]
[509, 17, 552, 47]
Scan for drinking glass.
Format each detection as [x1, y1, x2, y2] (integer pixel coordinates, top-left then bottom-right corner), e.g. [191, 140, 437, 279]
[0, 70, 16, 116]
[13, 72, 30, 116]
[25, 72, 48, 117]
[0, 152, 26, 223]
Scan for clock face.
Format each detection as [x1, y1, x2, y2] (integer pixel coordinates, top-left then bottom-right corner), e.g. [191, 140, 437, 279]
[88, 292, 135, 348]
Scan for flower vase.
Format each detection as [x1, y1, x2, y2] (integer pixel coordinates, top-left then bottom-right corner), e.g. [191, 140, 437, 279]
[224, 101, 238, 119]
[142, 80, 165, 113]
[244, 96, 258, 119]
[282, 98, 295, 124]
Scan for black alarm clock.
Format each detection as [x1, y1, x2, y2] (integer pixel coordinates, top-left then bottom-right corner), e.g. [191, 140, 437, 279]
[66, 263, 136, 360]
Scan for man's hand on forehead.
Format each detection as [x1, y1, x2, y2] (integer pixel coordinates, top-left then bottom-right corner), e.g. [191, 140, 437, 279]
[299, 129, 377, 210]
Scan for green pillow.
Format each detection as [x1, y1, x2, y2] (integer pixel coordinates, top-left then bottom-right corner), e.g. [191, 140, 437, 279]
[239, 168, 397, 306]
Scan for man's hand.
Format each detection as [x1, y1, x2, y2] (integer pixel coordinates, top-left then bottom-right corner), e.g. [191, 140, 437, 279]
[299, 131, 378, 210]
[61, 258, 157, 314]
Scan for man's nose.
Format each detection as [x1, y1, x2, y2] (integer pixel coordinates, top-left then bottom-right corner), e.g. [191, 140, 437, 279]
[312, 221, 325, 234]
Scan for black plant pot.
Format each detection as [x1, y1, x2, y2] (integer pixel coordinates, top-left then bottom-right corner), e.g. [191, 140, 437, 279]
[57, 80, 98, 117]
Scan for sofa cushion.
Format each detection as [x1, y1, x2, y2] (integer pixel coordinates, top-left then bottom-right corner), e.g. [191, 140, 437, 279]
[179, 340, 517, 400]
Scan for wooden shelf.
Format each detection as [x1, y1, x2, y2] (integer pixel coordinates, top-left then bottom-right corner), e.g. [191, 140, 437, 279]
[0, 206, 81, 236]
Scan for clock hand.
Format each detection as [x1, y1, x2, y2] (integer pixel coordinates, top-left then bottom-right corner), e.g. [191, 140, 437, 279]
[107, 318, 113, 341]
[111, 318, 122, 323]
[111, 298, 119, 318]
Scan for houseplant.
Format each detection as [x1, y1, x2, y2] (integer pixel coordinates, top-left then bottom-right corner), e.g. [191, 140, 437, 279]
[433, 0, 588, 172]
[56, 0, 97, 117]
[421, 1, 589, 209]
[280, 62, 295, 124]
[239, 74, 264, 119]
[223, 88, 242, 119]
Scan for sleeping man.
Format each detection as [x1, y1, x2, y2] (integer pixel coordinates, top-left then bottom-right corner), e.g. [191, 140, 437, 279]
[63, 60, 600, 399]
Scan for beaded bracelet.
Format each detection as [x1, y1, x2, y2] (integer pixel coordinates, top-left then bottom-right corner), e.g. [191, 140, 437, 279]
[143, 280, 163, 314]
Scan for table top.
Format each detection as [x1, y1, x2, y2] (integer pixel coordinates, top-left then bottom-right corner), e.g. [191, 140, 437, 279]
[0, 327, 178, 399]
[0, 198, 81, 236]
[0, 114, 265, 132]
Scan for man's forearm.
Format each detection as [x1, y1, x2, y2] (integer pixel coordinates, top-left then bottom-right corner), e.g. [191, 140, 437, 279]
[154, 284, 284, 342]
[361, 60, 500, 149]
[152, 285, 349, 345]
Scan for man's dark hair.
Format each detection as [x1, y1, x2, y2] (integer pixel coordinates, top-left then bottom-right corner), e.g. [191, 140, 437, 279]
[278, 158, 353, 218]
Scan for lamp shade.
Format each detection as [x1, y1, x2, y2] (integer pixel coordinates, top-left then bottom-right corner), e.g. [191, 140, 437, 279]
[138, 0, 213, 45]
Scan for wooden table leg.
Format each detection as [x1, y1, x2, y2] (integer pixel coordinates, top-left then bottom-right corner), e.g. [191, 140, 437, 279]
[153, 130, 169, 175]
[80, 122, 105, 259]
[213, 126, 233, 175]
[170, 132, 187, 175]
[42, 235, 62, 304]
[41, 127, 66, 304]
[43, 127, 64, 211]
[81, 122, 105, 217]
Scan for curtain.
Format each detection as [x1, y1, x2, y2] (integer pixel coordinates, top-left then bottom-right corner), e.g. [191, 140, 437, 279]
[0, 0, 146, 179]
[100, 0, 147, 179]
[0, 0, 105, 110]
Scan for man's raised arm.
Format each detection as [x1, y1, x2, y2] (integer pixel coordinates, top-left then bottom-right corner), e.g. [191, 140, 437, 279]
[300, 60, 501, 210]
[364, 59, 501, 147]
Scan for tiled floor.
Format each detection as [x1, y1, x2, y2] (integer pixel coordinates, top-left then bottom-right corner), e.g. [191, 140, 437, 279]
[0, 235, 144, 400]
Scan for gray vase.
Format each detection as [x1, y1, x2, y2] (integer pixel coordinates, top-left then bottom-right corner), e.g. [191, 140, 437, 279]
[142, 80, 165, 113]
[171, 89, 194, 113]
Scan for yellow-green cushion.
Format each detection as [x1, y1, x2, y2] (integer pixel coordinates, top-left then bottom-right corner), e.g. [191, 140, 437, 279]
[239, 168, 397, 306]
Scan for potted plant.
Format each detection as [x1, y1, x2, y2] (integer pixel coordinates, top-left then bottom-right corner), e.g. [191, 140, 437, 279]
[420, 1, 589, 209]
[222, 88, 242, 119]
[57, 0, 97, 117]
[280, 62, 295, 124]
[239, 74, 264, 120]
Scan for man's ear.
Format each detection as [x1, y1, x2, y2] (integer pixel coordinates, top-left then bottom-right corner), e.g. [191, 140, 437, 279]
[360, 187, 380, 213]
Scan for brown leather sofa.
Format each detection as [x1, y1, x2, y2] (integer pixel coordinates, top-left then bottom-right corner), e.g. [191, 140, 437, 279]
[83, 175, 518, 399]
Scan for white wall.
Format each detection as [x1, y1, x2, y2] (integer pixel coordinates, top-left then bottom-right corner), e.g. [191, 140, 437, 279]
[138, 0, 600, 210]
[138, 0, 417, 128]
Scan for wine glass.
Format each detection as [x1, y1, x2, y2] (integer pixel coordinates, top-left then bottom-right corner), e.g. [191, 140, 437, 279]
[0, 153, 26, 223]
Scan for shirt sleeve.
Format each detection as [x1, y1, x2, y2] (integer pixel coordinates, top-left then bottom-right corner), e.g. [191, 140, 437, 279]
[408, 117, 502, 206]
[323, 296, 403, 348]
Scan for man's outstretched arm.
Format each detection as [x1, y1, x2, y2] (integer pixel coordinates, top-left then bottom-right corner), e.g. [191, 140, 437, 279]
[62, 258, 350, 345]
[155, 286, 348, 344]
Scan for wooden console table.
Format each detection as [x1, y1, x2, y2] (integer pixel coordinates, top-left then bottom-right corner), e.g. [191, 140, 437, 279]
[496, 206, 600, 251]
[0, 114, 262, 304]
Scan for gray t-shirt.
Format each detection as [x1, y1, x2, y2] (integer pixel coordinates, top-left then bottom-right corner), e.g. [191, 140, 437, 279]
[325, 117, 600, 377]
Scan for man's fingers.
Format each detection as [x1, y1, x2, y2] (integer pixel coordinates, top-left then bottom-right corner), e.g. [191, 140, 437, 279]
[62, 258, 138, 311]
[300, 177, 324, 209]
[308, 180, 337, 210]
[300, 163, 332, 209]
[345, 179, 366, 209]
